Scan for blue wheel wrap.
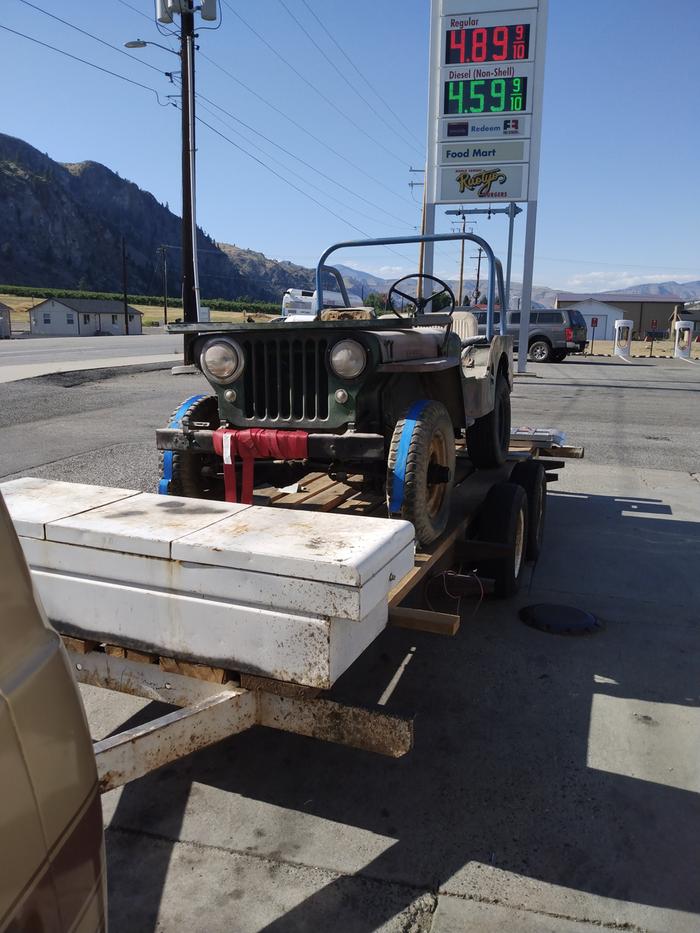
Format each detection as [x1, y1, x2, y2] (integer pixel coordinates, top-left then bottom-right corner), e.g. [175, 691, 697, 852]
[158, 394, 207, 495]
[388, 399, 431, 515]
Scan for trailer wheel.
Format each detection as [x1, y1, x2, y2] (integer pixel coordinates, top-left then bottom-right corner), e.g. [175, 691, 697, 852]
[387, 400, 456, 546]
[159, 395, 223, 499]
[509, 460, 547, 561]
[466, 372, 511, 468]
[478, 483, 528, 598]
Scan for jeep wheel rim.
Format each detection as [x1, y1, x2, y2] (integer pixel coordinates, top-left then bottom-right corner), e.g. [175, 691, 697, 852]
[426, 431, 448, 518]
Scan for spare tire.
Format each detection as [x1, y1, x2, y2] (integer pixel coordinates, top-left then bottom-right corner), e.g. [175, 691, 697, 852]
[387, 400, 456, 546]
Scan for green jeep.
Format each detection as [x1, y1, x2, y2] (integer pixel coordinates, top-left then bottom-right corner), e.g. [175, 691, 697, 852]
[158, 233, 513, 546]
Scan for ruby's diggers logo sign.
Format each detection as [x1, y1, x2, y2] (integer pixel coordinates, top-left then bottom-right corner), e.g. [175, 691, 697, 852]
[456, 167, 507, 197]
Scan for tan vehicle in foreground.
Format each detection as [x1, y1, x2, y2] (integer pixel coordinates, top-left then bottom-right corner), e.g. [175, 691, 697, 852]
[0, 493, 107, 932]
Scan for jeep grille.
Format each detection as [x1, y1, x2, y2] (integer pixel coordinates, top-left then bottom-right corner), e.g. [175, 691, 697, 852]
[241, 336, 329, 422]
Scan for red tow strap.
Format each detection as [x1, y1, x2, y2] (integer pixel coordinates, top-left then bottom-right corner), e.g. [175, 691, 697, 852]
[212, 428, 309, 504]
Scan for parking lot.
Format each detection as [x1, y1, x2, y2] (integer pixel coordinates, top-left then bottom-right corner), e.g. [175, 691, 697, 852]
[2, 356, 700, 932]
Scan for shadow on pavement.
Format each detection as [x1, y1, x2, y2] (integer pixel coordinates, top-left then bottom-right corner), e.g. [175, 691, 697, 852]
[105, 487, 700, 932]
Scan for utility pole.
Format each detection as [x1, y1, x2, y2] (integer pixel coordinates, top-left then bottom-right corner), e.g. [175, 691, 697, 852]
[179, 5, 199, 324]
[122, 236, 130, 336]
[473, 248, 483, 305]
[159, 245, 169, 325]
[155, 1, 219, 323]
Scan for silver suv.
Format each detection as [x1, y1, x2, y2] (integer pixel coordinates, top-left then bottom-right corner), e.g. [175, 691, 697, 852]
[475, 308, 588, 362]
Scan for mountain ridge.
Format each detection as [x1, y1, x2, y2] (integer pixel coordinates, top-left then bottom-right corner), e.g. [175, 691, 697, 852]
[1, 133, 698, 306]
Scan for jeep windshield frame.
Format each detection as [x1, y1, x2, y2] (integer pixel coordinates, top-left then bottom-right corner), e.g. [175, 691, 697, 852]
[316, 232, 506, 340]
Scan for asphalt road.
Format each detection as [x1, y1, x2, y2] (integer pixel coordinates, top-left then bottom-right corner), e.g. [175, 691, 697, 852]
[0, 333, 181, 382]
[2, 356, 700, 932]
[1, 355, 699, 483]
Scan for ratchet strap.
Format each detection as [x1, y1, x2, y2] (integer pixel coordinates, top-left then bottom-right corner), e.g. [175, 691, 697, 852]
[213, 427, 309, 504]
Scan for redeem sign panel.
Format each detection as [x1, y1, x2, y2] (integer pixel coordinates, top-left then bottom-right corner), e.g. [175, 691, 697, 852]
[425, 0, 548, 205]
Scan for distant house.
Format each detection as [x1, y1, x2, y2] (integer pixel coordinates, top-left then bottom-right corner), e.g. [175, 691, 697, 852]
[0, 301, 11, 338]
[29, 298, 143, 336]
[556, 293, 685, 340]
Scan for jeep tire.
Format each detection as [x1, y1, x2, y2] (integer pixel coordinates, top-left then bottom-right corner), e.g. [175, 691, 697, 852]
[161, 395, 223, 499]
[387, 400, 456, 546]
[466, 372, 511, 469]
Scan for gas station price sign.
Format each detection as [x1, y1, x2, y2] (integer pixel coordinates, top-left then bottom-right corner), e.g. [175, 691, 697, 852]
[426, 0, 547, 205]
[444, 76, 527, 115]
[446, 23, 530, 64]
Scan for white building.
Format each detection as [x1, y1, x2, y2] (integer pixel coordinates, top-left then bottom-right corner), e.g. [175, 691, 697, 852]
[29, 298, 143, 336]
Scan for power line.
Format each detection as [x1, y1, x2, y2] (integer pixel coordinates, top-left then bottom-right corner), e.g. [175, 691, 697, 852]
[299, 0, 425, 151]
[194, 97, 412, 231]
[0, 24, 167, 103]
[276, 0, 423, 158]
[193, 89, 415, 228]
[114, 0, 416, 209]
[16, 0, 415, 232]
[14, 0, 166, 74]
[190, 110, 373, 240]
[220, 0, 411, 171]
[191, 109, 415, 263]
[198, 51, 415, 209]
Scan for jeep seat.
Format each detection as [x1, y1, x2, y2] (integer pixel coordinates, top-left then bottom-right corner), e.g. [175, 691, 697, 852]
[451, 309, 479, 343]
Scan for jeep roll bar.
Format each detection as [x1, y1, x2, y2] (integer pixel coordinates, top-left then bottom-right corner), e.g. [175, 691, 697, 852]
[315, 233, 507, 340]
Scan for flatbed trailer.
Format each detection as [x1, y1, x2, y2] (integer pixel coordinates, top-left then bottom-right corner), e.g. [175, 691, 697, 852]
[54, 438, 582, 794]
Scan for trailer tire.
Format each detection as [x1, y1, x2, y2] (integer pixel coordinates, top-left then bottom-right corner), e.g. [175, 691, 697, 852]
[477, 482, 528, 598]
[466, 372, 511, 468]
[160, 395, 223, 499]
[509, 460, 546, 561]
[387, 400, 456, 546]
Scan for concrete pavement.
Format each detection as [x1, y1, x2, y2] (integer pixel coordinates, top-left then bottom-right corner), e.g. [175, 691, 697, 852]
[3, 356, 700, 931]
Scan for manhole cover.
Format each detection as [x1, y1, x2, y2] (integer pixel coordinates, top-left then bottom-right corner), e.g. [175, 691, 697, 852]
[519, 604, 603, 636]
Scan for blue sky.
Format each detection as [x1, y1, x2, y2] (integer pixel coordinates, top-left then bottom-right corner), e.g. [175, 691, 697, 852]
[3, 0, 699, 292]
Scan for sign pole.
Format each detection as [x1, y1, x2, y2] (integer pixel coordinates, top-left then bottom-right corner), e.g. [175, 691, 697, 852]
[517, 200, 537, 373]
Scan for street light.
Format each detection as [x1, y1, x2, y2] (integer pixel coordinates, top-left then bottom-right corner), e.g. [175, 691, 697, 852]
[124, 39, 178, 54]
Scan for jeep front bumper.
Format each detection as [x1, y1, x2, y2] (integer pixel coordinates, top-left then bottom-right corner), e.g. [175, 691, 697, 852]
[156, 428, 385, 461]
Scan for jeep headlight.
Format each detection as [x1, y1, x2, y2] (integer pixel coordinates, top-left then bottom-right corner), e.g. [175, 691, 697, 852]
[329, 339, 366, 379]
[200, 339, 244, 384]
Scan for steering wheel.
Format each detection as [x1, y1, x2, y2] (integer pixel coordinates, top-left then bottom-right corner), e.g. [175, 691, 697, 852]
[387, 274, 456, 317]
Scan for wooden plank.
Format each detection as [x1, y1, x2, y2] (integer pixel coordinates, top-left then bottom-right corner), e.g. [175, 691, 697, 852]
[160, 656, 227, 684]
[240, 672, 321, 699]
[302, 475, 363, 512]
[273, 474, 338, 507]
[125, 648, 158, 665]
[389, 606, 460, 636]
[61, 635, 98, 655]
[105, 644, 125, 658]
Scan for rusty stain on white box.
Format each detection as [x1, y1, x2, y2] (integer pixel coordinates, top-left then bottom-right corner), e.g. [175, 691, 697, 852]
[31, 570, 389, 688]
